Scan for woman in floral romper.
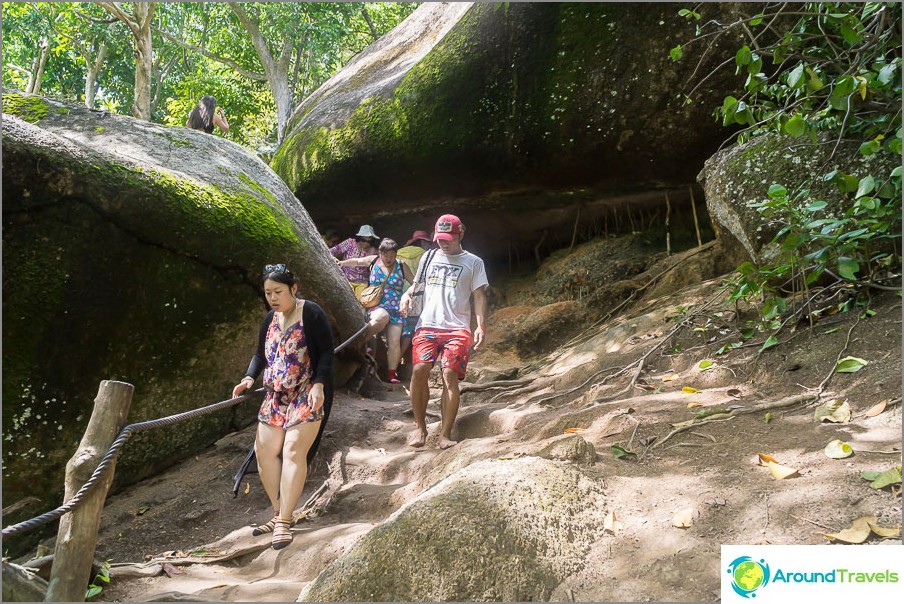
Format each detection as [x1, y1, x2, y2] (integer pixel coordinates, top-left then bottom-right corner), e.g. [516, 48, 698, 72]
[232, 264, 333, 550]
[338, 238, 414, 383]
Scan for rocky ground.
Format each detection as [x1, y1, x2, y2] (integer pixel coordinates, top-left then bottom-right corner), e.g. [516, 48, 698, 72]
[15, 236, 903, 601]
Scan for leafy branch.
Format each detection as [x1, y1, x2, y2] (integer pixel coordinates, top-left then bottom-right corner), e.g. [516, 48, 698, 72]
[674, 2, 901, 337]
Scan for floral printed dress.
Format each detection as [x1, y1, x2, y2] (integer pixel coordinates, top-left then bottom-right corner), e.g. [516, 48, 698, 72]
[369, 260, 405, 325]
[258, 311, 324, 429]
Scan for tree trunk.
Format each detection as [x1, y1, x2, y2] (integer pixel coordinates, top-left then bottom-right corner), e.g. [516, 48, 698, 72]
[97, 2, 156, 120]
[229, 3, 293, 142]
[361, 7, 379, 40]
[84, 42, 107, 109]
[27, 38, 50, 95]
[131, 3, 154, 120]
[272, 74, 293, 142]
[45, 381, 133, 603]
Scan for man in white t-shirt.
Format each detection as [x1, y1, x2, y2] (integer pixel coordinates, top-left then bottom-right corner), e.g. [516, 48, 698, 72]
[399, 214, 488, 449]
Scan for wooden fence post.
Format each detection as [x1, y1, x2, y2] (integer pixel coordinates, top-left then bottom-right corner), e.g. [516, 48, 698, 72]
[45, 380, 133, 603]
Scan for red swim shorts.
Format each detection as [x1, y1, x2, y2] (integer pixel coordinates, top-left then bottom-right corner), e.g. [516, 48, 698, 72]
[411, 328, 473, 379]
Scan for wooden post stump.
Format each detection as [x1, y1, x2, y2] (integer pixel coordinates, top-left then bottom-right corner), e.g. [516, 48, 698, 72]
[45, 380, 133, 603]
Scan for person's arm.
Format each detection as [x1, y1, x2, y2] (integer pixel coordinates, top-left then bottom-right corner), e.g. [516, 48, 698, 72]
[213, 108, 229, 133]
[304, 302, 334, 411]
[401, 261, 415, 285]
[338, 254, 377, 268]
[232, 310, 273, 397]
[472, 285, 488, 350]
[329, 238, 349, 259]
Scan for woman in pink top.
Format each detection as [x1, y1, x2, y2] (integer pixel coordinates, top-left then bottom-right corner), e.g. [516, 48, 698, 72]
[329, 224, 380, 298]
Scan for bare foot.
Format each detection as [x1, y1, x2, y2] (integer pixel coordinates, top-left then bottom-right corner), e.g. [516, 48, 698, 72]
[438, 436, 458, 450]
[408, 428, 428, 448]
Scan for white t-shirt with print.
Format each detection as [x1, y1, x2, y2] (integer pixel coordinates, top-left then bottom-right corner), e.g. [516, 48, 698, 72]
[417, 249, 488, 332]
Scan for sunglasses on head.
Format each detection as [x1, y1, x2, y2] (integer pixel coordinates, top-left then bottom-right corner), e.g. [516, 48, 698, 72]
[263, 263, 288, 274]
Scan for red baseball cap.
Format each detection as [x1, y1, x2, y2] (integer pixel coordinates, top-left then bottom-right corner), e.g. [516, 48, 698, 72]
[433, 214, 463, 241]
[404, 230, 432, 247]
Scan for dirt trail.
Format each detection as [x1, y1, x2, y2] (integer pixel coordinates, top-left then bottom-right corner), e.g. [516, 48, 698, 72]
[20, 239, 901, 602]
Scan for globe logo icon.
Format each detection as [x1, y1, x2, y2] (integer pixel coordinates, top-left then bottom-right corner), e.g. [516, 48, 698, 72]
[727, 556, 770, 598]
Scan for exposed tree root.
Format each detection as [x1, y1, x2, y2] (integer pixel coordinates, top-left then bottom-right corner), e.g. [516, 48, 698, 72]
[561, 240, 717, 351]
[460, 378, 533, 394]
[590, 290, 725, 405]
[485, 383, 541, 405]
[653, 393, 817, 449]
[525, 365, 621, 408]
[812, 296, 865, 399]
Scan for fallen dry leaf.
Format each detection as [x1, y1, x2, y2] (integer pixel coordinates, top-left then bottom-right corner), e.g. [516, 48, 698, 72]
[672, 507, 697, 528]
[244, 482, 250, 495]
[824, 440, 853, 459]
[682, 386, 700, 394]
[564, 427, 587, 434]
[823, 516, 875, 543]
[814, 399, 852, 423]
[766, 461, 800, 480]
[866, 521, 901, 538]
[604, 511, 619, 535]
[687, 401, 704, 408]
[757, 453, 779, 465]
[865, 400, 888, 417]
[661, 374, 680, 382]
[727, 388, 742, 398]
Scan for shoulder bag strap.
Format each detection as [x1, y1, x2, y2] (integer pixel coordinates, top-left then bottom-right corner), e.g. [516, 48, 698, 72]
[376, 259, 391, 286]
[415, 249, 437, 284]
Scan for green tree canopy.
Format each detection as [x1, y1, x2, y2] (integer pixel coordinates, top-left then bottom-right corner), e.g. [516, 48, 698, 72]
[2, 2, 417, 148]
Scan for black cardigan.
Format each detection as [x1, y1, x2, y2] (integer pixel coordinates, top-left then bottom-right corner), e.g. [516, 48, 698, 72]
[244, 299, 334, 386]
[244, 299, 335, 465]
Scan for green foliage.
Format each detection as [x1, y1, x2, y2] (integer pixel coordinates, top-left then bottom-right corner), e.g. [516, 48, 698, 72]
[2, 2, 418, 149]
[86, 559, 112, 600]
[678, 3, 901, 336]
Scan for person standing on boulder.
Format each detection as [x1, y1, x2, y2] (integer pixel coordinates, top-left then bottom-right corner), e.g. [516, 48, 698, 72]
[399, 215, 488, 449]
[231, 264, 334, 550]
[186, 95, 229, 134]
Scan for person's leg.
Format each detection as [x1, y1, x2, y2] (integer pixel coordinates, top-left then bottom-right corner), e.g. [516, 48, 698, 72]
[435, 329, 473, 450]
[365, 307, 390, 338]
[385, 322, 403, 377]
[409, 330, 438, 447]
[253, 422, 285, 533]
[272, 419, 322, 549]
[278, 420, 322, 519]
[438, 368, 461, 449]
[409, 362, 432, 446]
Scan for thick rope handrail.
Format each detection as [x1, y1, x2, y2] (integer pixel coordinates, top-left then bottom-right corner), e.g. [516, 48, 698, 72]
[2, 322, 370, 539]
[2, 389, 263, 538]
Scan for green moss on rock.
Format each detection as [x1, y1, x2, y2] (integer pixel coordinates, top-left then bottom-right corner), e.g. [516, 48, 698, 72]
[2, 92, 50, 123]
[143, 168, 298, 248]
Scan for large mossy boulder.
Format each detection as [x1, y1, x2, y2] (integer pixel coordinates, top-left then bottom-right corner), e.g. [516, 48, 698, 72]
[698, 133, 901, 268]
[299, 457, 606, 602]
[1, 92, 365, 529]
[273, 2, 747, 264]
